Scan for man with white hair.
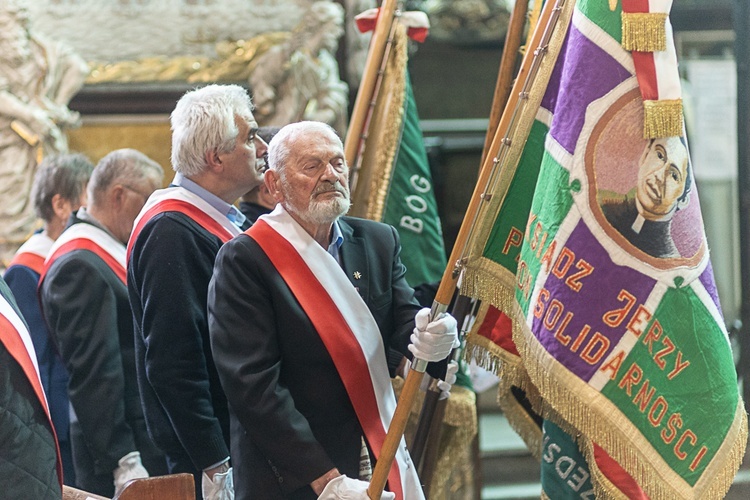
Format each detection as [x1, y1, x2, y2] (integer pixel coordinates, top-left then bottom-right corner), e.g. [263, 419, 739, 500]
[39, 148, 166, 497]
[208, 121, 458, 499]
[128, 84, 268, 499]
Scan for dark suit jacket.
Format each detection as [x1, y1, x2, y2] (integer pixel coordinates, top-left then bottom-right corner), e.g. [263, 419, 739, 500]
[0, 277, 61, 499]
[4, 261, 75, 485]
[40, 219, 165, 495]
[128, 211, 234, 474]
[209, 216, 441, 500]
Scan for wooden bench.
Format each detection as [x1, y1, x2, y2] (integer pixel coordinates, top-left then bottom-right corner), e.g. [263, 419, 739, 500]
[63, 473, 194, 500]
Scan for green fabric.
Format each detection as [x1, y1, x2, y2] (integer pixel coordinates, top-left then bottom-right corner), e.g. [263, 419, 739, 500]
[383, 72, 447, 287]
[515, 147, 574, 316]
[577, 0, 622, 42]
[541, 420, 595, 499]
[483, 120, 549, 270]
[601, 284, 739, 485]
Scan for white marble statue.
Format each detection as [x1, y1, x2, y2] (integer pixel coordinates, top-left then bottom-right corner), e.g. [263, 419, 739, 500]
[0, 0, 88, 262]
[249, 1, 349, 135]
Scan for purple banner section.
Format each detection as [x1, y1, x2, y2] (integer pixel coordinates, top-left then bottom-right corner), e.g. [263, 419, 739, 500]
[699, 260, 722, 313]
[545, 25, 632, 154]
[531, 221, 657, 381]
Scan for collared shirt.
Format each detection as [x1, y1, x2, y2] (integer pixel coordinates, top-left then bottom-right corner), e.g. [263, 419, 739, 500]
[328, 220, 344, 265]
[172, 173, 247, 228]
[76, 207, 122, 244]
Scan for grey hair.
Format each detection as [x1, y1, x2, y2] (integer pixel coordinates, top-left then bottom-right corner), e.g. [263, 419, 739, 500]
[31, 153, 94, 222]
[267, 121, 341, 179]
[170, 84, 254, 177]
[88, 149, 163, 206]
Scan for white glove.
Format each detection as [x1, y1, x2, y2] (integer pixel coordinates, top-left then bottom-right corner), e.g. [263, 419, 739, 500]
[318, 475, 395, 500]
[113, 451, 149, 495]
[437, 360, 459, 399]
[408, 308, 459, 362]
[202, 467, 234, 500]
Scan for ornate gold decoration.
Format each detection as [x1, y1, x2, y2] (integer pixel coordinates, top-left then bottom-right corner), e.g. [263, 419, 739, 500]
[643, 98, 683, 139]
[621, 12, 668, 53]
[85, 32, 290, 84]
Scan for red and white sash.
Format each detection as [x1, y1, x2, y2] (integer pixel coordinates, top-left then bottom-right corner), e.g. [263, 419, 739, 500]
[7, 233, 54, 275]
[0, 290, 63, 487]
[247, 206, 423, 500]
[42, 221, 127, 285]
[127, 187, 242, 260]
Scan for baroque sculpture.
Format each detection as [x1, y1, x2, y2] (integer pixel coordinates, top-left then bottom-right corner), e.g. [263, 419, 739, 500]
[0, 0, 88, 263]
[249, 1, 349, 134]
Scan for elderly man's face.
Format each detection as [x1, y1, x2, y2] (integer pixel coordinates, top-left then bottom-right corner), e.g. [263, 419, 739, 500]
[635, 137, 689, 220]
[278, 128, 350, 225]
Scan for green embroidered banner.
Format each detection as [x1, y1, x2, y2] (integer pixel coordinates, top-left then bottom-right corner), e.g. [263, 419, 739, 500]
[464, 0, 747, 497]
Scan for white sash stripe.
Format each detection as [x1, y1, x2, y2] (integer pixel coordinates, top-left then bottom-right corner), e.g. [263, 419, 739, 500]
[0, 294, 43, 386]
[131, 186, 241, 241]
[654, 20, 681, 101]
[15, 233, 54, 259]
[259, 205, 423, 498]
[47, 222, 126, 269]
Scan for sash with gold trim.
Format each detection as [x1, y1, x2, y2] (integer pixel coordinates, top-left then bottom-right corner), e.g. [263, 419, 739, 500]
[247, 206, 423, 500]
[42, 222, 127, 285]
[0, 287, 63, 487]
[8, 233, 54, 275]
[127, 186, 242, 260]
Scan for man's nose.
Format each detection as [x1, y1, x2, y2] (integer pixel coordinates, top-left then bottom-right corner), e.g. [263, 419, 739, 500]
[321, 162, 339, 180]
[255, 136, 268, 157]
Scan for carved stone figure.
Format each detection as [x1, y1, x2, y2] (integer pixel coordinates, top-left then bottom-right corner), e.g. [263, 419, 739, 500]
[0, 0, 88, 263]
[249, 1, 349, 134]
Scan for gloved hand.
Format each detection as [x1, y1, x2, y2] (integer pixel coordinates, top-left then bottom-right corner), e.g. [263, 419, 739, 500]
[408, 308, 459, 362]
[202, 465, 234, 500]
[317, 475, 395, 500]
[113, 451, 149, 495]
[437, 360, 459, 399]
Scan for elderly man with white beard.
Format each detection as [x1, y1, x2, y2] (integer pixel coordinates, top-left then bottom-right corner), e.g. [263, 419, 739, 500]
[208, 121, 458, 500]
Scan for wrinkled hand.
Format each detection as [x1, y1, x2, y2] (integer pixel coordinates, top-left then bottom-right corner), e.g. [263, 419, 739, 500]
[408, 308, 459, 362]
[202, 465, 234, 500]
[437, 360, 459, 399]
[317, 475, 395, 500]
[113, 451, 149, 495]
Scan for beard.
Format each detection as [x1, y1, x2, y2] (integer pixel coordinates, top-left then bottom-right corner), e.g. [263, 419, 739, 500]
[284, 180, 350, 226]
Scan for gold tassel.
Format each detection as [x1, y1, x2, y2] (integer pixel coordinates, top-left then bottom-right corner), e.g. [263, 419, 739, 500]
[643, 98, 683, 139]
[621, 12, 668, 52]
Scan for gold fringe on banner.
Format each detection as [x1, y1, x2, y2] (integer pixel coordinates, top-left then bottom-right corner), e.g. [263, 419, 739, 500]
[621, 12, 668, 52]
[462, 259, 517, 313]
[496, 379, 544, 460]
[366, 27, 407, 221]
[643, 98, 683, 139]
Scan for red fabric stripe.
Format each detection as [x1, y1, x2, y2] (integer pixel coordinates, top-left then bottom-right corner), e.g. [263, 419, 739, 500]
[127, 199, 234, 260]
[477, 306, 519, 356]
[42, 240, 126, 284]
[622, 0, 650, 13]
[8, 252, 45, 275]
[477, 306, 520, 356]
[632, 51, 659, 100]
[0, 312, 63, 487]
[246, 220, 404, 498]
[594, 443, 649, 499]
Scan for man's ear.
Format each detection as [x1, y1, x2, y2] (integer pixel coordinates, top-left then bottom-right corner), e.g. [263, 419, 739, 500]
[51, 193, 71, 220]
[111, 184, 127, 208]
[206, 149, 223, 173]
[265, 170, 284, 202]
